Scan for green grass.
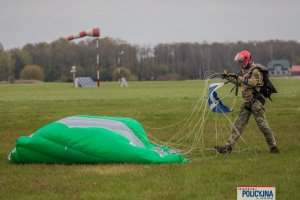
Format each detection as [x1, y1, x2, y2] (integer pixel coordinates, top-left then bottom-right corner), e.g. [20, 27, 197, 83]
[0, 79, 299, 199]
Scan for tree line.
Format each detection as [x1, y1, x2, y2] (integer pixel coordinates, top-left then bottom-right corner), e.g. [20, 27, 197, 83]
[1, 38, 300, 82]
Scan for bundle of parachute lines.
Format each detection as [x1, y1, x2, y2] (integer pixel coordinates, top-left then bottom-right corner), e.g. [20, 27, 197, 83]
[9, 71, 257, 164]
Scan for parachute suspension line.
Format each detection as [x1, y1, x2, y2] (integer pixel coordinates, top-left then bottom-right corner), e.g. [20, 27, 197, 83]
[137, 77, 211, 153]
[163, 100, 206, 152]
[221, 111, 263, 154]
[183, 73, 233, 156]
[182, 72, 238, 157]
[190, 108, 230, 161]
[128, 77, 209, 153]
[207, 79, 260, 155]
[218, 85, 236, 101]
[179, 99, 209, 154]
[164, 78, 210, 147]
[196, 73, 238, 155]
[182, 105, 211, 155]
[183, 72, 263, 157]
[131, 127, 166, 147]
[172, 73, 225, 156]
[164, 91, 206, 144]
[143, 76, 209, 132]
[165, 95, 206, 147]
[145, 94, 202, 146]
[179, 76, 227, 155]
[137, 71, 244, 159]
[214, 110, 224, 146]
[189, 89, 213, 153]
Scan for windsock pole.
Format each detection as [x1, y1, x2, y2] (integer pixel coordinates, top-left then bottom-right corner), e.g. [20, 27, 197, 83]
[96, 39, 100, 87]
[66, 27, 100, 87]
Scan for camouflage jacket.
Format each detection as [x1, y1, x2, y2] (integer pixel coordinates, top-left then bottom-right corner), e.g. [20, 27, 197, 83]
[237, 62, 263, 102]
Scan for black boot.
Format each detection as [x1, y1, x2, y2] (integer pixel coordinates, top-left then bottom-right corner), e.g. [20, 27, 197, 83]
[270, 146, 279, 153]
[215, 145, 232, 154]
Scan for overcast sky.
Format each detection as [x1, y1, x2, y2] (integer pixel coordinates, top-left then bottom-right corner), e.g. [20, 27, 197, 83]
[1, 0, 300, 50]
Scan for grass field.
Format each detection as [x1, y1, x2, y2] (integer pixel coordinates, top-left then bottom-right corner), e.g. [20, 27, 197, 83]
[0, 79, 299, 200]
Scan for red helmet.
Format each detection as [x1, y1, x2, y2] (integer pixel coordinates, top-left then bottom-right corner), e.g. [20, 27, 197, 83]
[234, 50, 251, 68]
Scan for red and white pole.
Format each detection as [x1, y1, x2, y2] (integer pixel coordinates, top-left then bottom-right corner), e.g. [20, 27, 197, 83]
[67, 27, 100, 87]
[96, 39, 100, 87]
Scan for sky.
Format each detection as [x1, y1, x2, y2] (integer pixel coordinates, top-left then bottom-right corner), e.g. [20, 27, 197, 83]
[1, 0, 300, 50]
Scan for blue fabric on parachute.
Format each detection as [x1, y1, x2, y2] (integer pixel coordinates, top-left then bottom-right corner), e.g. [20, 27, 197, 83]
[208, 83, 232, 113]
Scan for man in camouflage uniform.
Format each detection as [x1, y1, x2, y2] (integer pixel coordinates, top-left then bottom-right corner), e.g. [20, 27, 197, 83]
[215, 50, 279, 154]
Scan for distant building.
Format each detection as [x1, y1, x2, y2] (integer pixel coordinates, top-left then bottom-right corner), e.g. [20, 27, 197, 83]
[267, 60, 291, 76]
[290, 65, 300, 76]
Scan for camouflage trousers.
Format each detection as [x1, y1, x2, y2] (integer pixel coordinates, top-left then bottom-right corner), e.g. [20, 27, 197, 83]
[226, 100, 277, 148]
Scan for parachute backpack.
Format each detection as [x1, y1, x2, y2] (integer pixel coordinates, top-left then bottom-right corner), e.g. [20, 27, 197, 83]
[253, 64, 278, 100]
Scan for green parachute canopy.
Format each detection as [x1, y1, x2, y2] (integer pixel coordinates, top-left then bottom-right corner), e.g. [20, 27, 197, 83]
[9, 115, 187, 164]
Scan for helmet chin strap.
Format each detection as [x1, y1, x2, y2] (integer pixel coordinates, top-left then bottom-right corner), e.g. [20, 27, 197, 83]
[242, 65, 249, 70]
[242, 61, 252, 70]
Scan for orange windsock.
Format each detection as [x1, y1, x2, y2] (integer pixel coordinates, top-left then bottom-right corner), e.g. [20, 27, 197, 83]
[67, 27, 100, 41]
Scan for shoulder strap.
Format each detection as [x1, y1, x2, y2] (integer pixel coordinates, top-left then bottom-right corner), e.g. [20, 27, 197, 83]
[247, 67, 256, 79]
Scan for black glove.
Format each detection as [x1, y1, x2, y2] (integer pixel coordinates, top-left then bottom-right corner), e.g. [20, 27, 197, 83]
[229, 73, 238, 79]
[221, 73, 237, 79]
[221, 73, 230, 79]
